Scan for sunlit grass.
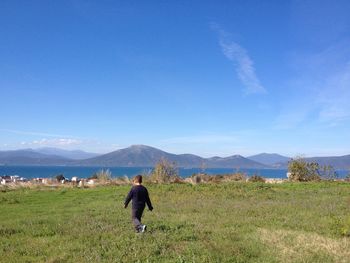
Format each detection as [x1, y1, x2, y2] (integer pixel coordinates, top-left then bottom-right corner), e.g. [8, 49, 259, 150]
[1, 182, 349, 262]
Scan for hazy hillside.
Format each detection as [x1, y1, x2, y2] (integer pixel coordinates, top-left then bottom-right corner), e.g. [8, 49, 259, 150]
[1, 146, 350, 169]
[77, 145, 205, 167]
[276, 155, 350, 170]
[0, 149, 73, 165]
[305, 155, 350, 170]
[248, 153, 291, 166]
[207, 155, 267, 168]
[33, 147, 99, 160]
[76, 145, 268, 168]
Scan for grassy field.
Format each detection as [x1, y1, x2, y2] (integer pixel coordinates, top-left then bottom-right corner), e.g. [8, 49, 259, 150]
[1, 182, 350, 263]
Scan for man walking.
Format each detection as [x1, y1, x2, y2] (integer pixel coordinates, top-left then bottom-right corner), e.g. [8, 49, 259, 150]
[124, 175, 153, 232]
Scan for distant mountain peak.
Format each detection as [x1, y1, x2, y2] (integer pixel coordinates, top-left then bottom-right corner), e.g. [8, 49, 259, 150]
[75, 145, 268, 168]
[228, 155, 243, 158]
[129, 144, 159, 150]
[129, 144, 146, 148]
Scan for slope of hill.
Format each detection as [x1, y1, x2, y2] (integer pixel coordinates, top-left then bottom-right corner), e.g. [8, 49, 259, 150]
[305, 155, 350, 170]
[207, 155, 267, 168]
[0, 149, 73, 165]
[33, 147, 99, 160]
[77, 145, 203, 167]
[276, 155, 350, 170]
[248, 153, 290, 166]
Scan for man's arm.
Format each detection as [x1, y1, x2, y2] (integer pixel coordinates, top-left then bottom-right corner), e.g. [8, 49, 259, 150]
[124, 188, 133, 208]
[145, 189, 153, 211]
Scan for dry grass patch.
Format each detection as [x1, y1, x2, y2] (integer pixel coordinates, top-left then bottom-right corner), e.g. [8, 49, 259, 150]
[259, 228, 350, 262]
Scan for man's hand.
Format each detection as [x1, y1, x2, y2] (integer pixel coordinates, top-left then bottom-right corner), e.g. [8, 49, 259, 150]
[149, 207, 153, 211]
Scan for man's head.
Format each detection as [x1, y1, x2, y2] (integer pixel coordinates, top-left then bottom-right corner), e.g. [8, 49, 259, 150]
[133, 175, 142, 185]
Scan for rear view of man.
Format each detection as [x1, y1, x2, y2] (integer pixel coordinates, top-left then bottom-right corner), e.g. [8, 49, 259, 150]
[124, 175, 153, 233]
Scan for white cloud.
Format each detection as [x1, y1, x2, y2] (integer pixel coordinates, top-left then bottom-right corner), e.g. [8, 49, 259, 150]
[160, 134, 238, 144]
[274, 41, 350, 129]
[28, 138, 82, 147]
[317, 64, 350, 124]
[220, 41, 266, 94]
[0, 129, 72, 138]
[212, 24, 266, 94]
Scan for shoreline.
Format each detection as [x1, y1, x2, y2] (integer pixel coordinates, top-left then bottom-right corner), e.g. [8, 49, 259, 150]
[1, 176, 349, 191]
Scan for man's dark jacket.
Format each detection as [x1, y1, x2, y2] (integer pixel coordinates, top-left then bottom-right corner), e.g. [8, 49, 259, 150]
[124, 185, 153, 211]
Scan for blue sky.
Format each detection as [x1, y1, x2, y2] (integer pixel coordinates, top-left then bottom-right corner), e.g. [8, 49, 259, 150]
[1, 0, 350, 157]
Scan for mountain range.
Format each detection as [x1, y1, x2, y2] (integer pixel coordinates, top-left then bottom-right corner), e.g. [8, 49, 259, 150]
[0, 145, 350, 169]
[247, 153, 290, 166]
[76, 145, 267, 168]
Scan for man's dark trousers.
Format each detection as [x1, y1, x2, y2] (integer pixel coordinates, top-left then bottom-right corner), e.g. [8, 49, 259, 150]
[132, 206, 145, 231]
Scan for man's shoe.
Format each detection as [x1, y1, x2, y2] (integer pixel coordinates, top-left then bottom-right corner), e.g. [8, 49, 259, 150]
[141, 224, 147, 233]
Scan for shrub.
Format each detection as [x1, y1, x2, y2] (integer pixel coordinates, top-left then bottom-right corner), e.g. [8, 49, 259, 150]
[189, 172, 246, 184]
[345, 173, 350, 182]
[88, 174, 98, 180]
[138, 169, 153, 183]
[150, 158, 179, 183]
[248, 175, 265, 183]
[55, 174, 65, 182]
[191, 173, 210, 184]
[94, 169, 112, 181]
[208, 174, 223, 183]
[288, 158, 321, 182]
[319, 165, 338, 180]
[225, 173, 246, 182]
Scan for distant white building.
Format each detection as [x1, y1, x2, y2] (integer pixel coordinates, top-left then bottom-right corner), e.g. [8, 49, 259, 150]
[1, 175, 12, 185]
[78, 179, 85, 187]
[10, 175, 24, 183]
[87, 179, 96, 185]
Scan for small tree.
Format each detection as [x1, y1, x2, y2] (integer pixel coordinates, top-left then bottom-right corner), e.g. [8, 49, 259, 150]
[288, 157, 321, 182]
[151, 158, 179, 183]
[55, 174, 65, 182]
[319, 165, 338, 180]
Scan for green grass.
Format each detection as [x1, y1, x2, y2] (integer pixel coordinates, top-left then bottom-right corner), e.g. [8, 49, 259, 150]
[1, 182, 350, 262]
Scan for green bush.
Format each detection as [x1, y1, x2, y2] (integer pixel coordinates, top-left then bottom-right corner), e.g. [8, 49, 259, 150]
[151, 158, 179, 183]
[190, 172, 246, 184]
[319, 165, 338, 180]
[288, 158, 321, 182]
[226, 172, 247, 182]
